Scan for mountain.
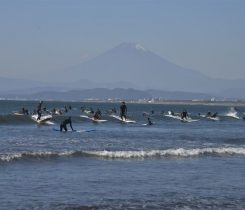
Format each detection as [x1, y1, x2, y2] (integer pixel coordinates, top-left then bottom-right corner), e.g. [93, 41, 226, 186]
[1, 43, 245, 99]
[67, 42, 245, 94]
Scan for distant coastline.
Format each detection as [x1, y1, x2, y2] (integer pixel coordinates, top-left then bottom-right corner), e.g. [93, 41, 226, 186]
[1, 98, 245, 107]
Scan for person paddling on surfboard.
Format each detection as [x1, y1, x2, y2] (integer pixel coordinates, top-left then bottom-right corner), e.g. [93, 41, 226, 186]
[37, 101, 43, 120]
[60, 117, 74, 132]
[120, 101, 127, 121]
[211, 112, 218, 118]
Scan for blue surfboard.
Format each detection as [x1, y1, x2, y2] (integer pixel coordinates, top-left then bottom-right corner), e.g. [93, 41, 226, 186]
[52, 128, 96, 133]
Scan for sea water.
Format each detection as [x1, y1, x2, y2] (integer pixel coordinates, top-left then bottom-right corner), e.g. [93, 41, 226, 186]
[0, 100, 245, 209]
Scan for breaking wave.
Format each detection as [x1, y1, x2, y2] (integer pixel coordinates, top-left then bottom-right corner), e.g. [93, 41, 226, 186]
[1, 147, 245, 162]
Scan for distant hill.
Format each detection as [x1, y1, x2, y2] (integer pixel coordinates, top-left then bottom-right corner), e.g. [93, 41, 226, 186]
[0, 88, 216, 101]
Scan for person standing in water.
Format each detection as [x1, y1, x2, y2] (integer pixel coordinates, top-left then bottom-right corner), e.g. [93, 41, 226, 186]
[37, 101, 43, 120]
[120, 101, 127, 120]
[93, 109, 102, 120]
[181, 110, 188, 120]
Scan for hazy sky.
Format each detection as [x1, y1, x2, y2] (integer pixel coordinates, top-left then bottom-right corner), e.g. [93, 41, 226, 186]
[0, 0, 244, 82]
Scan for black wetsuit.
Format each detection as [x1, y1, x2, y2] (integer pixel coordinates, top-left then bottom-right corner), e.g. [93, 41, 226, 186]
[37, 102, 43, 120]
[148, 118, 153, 125]
[120, 104, 127, 120]
[206, 112, 212, 117]
[181, 111, 188, 119]
[94, 110, 102, 120]
[60, 118, 74, 132]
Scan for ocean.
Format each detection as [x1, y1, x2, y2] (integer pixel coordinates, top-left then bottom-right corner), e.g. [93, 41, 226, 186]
[1, 100, 245, 209]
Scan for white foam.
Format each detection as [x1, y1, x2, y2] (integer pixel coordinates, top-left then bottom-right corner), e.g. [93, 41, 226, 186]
[1, 147, 245, 162]
[0, 150, 76, 162]
[84, 147, 245, 158]
[225, 107, 240, 119]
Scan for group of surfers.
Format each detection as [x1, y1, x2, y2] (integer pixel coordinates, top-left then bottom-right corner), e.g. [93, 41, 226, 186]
[17, 100, 233, 132]
[60, 101, 129, 132]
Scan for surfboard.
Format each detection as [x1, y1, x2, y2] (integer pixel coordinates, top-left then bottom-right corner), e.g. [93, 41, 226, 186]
[181, 118, 199, 123]
[80, 115, 107, 123]
[164, 114, 182, 120]
[13, 112, 25, 116]
[200, 115, 220, 121]
[110, 114, 136, 123]
[31, 114, 53, 124]
[165, 114, 198, 123]
[206, 116, 220, 121]
[52, 128, 96, 133]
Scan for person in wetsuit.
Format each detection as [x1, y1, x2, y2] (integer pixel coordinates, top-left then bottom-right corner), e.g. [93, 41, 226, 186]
[211, 112, 218, 118]
[181, 110, 188, 120]
[120, 101, 127, 120]
[37, 101, 43, 120]
[206, 112, 212, 117]
[94, 109, 102, 120]
[147, 117, 153, 125]
[60, 117, 74, 132]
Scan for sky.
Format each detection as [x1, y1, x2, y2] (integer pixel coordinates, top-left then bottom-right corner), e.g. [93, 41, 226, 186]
[0, 0, 244, 82]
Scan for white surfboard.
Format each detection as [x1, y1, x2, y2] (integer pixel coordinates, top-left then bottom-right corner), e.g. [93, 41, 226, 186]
[181, 118, 199, 123]
[80, 115, 107, 123]
[110, 115, 136, 123]
[206, 116, 220, 121]
[31, 114, 53, 124]
[165, 114, 198, 123]
[164, 114, 182, 120]
[13, 112, 25, 116]
[200, 115, 220, 121]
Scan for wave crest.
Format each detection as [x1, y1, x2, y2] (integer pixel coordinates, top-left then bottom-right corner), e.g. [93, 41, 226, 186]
[85, 147, 245, 158]
[1, 147, 245, 162]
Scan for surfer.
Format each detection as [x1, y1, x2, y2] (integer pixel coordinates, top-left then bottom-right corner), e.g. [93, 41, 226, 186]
[206, 112, 212, 117]
[120, 101, 127, 120]
[147, 117, 153, 125]
[21, 107, 29, 115]
[37, 101, 43, 120]
[106, 108, 117, 114]
[64, 106, 68, 113]
[211, 112, 218, 118]
[93, 109, 102, 120]
[181, 110, 188, 120]
[90, 108, 94, 114]
[60, 117, 74, 132]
